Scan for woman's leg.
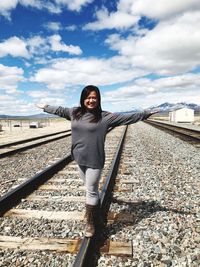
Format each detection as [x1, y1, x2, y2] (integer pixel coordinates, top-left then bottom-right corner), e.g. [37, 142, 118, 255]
[85, 168, 102, 205]
[77, 165, 102, 237]
[77, 165, 101, 205]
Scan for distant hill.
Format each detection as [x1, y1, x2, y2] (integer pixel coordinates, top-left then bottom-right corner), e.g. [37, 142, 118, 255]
[122, 102, 200, 115]
[0, 113, 58, 119]
[149, 102, 200, 112]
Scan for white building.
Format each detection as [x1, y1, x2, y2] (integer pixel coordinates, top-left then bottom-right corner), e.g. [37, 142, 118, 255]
[169, 108, 194, 123]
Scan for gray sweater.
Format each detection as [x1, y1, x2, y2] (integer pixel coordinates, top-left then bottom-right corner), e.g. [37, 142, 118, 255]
[44, 106, 151, 169]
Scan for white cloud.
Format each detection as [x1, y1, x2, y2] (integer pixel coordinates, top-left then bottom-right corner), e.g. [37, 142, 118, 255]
[27, 90, 49, 98]
[0, 36, 29, 58]
[27, 89, 71, 108]
[84, 0, 200, 31]
[0, 95, 35, 115]
[45, 22, 77, 33]
[49, 35, 82, 55]
[65, 25, 77, 31]
[0, 34, 82, 60]
[0, 0, 18, 19]
[27, 36, 49, 56]
[84, 5, 139, 30]
[55, 0, 94, 12]
[0, 0, 68, 18]
[45, 22, 62, 31]
[0, 0, 94, 19]
[102, 73, 200, 110]
[30, 56, 146, 89]
[20, 0, 62, 14]
[105, 11, 200, 75]
[131, 0, 200, 20]
[0, 64, 24, 93]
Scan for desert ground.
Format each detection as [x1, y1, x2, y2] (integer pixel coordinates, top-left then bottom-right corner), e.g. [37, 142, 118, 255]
[0, 118, 70, 145]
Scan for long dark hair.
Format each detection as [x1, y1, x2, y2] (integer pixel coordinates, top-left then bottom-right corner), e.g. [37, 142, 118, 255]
[72, 85, 102, 123]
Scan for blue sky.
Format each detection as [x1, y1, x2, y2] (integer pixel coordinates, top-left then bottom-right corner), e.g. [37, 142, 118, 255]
[0, 0, 200, 115]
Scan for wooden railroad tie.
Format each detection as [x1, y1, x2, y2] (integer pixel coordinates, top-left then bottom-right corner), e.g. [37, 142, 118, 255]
[0, 236, 132, 256]
[4, 209, 135, 223]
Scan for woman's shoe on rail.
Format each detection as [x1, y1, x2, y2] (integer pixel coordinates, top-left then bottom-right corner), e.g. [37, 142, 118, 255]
[84, 204, 96, 237]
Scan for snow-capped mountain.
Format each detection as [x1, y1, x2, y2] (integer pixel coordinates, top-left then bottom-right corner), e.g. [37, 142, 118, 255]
[148, 102, 200, 112]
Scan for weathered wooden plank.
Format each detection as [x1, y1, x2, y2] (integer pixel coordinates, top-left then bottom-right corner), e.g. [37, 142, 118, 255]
[115, 179, 139, 184]
[4, 209, 134, 223]
[109, 241, 132, 256]
[101, 240, 132, 256]
[0, 236, 132, 256]
[113, 185, 132, 192]
[4, 209, 84, 221]
[26, 195, 85, 202]
[38, 185, 85, 190]
[0, 236, 80, 253]
[58, 170, 78, 175]
[38, 184, 130, 192]
[107, 211, 135, 222]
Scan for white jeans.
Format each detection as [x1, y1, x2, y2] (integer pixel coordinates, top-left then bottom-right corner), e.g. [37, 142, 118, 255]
[78, 165, 102, 205]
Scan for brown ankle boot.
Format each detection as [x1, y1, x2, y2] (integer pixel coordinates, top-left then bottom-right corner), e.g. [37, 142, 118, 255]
[84, 204, 96, 237]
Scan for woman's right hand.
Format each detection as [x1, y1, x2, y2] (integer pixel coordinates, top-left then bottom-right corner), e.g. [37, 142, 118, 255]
[35, 103, 47, 109]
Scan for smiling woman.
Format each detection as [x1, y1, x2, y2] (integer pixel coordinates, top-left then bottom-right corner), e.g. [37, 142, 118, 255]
[36, 84, 157, 237]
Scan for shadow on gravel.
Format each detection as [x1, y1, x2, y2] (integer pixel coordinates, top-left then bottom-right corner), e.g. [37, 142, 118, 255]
[85, 197, 196, 266]
[103, 198, 196, 239]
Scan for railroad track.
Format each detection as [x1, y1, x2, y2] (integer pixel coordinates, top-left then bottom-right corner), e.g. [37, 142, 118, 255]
[0, 130, 71, 158]
[145, 120, 200, 145]
[0, 122, 199, 266]
[0, 126, 128, 267]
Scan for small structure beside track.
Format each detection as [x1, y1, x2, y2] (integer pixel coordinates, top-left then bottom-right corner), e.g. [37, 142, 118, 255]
[169, 107, 194, 123]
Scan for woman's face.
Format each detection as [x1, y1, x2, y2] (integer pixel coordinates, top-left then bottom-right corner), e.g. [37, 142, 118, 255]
[84, 91, 99, 110]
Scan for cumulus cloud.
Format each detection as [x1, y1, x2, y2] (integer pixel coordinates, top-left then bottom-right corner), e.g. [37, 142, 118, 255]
[45, 22, 77, 32]
[131, 0, 200, 20]
[45, 22, 62, 32]
[0, 0, 59, 19]
[27, 89, 65, 104]
[0, 0, 18, 19]
[30, 56, 146, 89]
[0, 36, 29, 58]
[0, 94, 36, 115]
[0, 64, 24, 93]
[84, 0, 200, 31]
[49, 35, 82, 55]
[0, 34, 82, 60]
[55, 0, 94, 12]
[84, 5, 139, 30]
[102, 73, 200, 109]
[27, 36, 49, 56]
[105, 11, 200, 75]
[65, 25, 77, 31]
[0, 0, 94, 19]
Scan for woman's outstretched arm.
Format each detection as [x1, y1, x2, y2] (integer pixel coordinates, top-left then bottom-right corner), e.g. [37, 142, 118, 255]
[35, 104, 72, 120]
[105, 109, 160, 128]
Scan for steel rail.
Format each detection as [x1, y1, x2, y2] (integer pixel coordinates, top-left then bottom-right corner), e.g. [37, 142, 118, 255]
[0, 132, 71, 158]
[73, 125, 128, 267]
[0, 130, 71, 149]
[0, 154, 72, 216]
[146, 120, 200, 142]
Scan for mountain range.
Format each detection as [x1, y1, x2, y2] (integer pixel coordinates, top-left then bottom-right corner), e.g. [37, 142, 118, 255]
[149, 102, 200, 112]
[0, 102, 200, 119]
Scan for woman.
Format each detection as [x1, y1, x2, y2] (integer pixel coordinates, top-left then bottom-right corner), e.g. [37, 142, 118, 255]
[36, 85, 157, 237]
